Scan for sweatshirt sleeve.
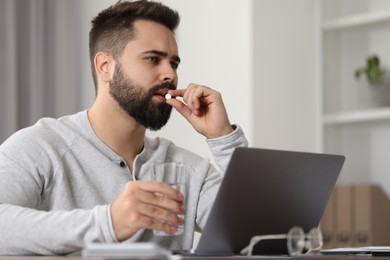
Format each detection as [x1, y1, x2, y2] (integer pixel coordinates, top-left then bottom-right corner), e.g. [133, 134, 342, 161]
[206, 125, 248, 174]
[0, 204, 116, 255]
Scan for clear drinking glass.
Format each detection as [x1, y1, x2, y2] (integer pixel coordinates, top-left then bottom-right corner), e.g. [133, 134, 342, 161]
[151, 162, 187, 236]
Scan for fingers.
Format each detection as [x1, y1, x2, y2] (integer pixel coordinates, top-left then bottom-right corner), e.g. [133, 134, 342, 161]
[182, 84, 204, 112]
[141, 181, 184, 203]
[138, 183, 185, 215]
[110, 181, 186, 241]
[166, 96, 193, 120]
[138, 202, 185, 229]
[166, 83, 233, 138]
[167, 84, 213, 116]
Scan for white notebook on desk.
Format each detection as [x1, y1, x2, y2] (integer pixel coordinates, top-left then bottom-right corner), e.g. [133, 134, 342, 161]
[321, 246, 390, 256]
[82, 242, 177, 259]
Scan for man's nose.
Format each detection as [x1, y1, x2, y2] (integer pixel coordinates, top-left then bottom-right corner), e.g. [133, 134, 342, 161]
[160, 62, 177, 83]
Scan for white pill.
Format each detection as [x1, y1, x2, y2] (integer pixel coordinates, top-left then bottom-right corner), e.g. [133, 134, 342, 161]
[165, 93, 172, 99]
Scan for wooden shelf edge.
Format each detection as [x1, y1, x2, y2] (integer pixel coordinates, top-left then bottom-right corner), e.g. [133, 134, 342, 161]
[323, 108, 390, 125]
[322, 10, 390, 31]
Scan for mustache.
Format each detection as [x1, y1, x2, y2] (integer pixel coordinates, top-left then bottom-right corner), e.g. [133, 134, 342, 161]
[149, 82, 177, 95]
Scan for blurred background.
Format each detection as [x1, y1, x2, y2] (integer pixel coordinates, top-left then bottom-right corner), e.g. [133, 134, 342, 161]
[0, 0, 316, 151]
[2, 0, 390, 195]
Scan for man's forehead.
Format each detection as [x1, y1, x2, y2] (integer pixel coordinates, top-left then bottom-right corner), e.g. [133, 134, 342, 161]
[126, 20, 179, 57]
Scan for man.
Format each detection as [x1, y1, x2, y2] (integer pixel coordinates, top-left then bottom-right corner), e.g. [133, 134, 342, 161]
[0, 0, 247, 255]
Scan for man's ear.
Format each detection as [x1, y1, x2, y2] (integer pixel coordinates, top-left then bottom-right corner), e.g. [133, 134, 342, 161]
[94, 52, 114, 83]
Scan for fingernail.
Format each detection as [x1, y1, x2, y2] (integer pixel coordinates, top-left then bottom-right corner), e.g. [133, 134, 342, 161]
[177, 192, 184, 201]
[170, 226, 177, 233]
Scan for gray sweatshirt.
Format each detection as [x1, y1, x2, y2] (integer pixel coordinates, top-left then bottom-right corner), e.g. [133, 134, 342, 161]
[0, 110, 248, 255]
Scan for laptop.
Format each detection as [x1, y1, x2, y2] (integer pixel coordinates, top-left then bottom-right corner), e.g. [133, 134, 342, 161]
[191, 147, 345, 256]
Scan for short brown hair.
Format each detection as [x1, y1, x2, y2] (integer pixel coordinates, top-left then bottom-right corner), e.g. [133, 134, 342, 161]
[89, 0, 180, 93]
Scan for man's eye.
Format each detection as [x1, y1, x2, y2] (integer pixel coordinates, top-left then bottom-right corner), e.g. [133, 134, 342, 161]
[171, 62, 179, 70]
[146, 57, 159, 63]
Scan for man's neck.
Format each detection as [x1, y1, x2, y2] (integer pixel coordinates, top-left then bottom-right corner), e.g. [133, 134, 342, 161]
[87, 101, 145, 171]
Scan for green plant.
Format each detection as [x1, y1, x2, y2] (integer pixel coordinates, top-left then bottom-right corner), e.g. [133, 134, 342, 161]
[355, 55, 384, 86]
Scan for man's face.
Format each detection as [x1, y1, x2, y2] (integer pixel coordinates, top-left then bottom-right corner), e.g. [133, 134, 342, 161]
[109, 19, 180, 130]
[109, 62, 176, 130]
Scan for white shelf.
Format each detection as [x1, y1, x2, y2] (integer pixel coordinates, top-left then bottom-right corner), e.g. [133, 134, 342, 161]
[322, 10, 390, 31]
[323, 107, 390, 126]
[318, 1, 390, 193]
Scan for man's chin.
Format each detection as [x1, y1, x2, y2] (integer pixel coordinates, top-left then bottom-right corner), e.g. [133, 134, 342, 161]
[138, 115, 171, 131]
[145, 124, 167, 131]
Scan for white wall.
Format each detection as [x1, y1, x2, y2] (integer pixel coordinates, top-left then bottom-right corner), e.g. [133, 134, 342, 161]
[253, 0, 318, 152]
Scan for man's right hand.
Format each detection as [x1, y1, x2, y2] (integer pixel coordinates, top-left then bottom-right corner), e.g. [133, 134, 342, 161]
[110, 181, 185, 241]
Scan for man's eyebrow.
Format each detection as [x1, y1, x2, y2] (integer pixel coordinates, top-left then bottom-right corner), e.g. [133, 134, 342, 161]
[143, 50, 181, 63]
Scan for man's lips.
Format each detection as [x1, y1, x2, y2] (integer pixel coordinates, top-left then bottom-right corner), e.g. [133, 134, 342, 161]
[153, 89, 176, 101]
[153, 92, 170, 102]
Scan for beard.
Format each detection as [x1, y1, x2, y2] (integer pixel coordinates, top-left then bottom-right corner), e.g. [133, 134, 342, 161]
[109, 63, 176, 131]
